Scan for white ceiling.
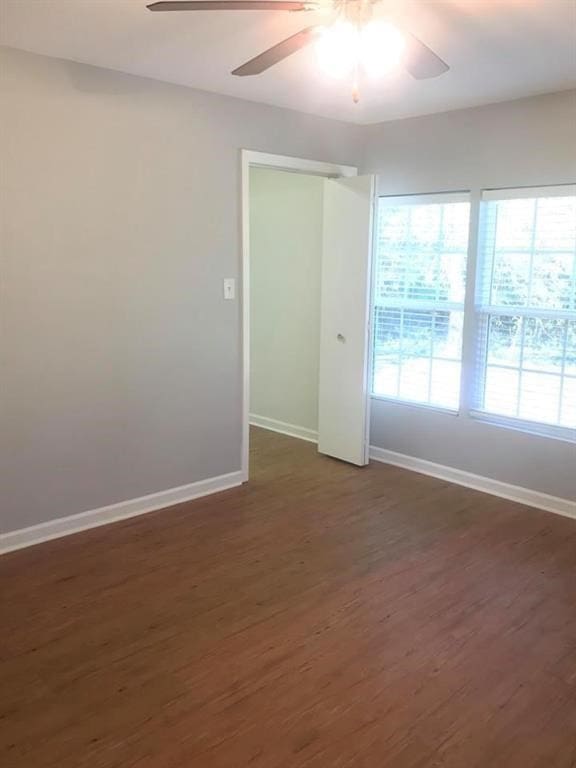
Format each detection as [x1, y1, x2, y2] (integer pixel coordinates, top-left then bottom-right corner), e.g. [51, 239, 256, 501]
[1, 0, 575, 124]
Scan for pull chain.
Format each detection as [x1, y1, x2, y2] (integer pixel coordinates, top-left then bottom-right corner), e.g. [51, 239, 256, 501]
[352, 56, 360, 103]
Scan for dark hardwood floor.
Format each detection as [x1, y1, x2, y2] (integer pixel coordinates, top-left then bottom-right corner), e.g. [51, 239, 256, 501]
[2, 427, 576, 767]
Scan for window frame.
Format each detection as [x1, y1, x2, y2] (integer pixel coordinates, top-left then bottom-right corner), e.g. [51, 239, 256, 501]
[470, 184, 576, 442]
[370, 190, 472, 414]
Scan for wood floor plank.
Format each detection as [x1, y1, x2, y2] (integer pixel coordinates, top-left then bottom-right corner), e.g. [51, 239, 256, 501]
[1, 427, 576, 767]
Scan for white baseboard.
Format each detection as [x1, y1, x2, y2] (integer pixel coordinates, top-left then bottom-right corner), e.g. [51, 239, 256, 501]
[0, 471, 244, 555]
[249, 418, 574, 519]
[8, 437, 569, 555]
[249, 414, 318, 444]
[369, 446, 575, 520]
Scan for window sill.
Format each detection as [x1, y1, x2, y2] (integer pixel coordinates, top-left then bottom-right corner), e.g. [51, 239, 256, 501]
[370, 394, 459, 417]
[469, 410, 576, 444]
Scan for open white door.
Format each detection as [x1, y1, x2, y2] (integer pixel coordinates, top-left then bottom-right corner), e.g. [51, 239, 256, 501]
[318, 175, 375, 466]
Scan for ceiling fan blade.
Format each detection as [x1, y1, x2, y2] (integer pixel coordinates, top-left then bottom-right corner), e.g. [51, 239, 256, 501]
[232, 26, 319, 76]
[403, 32, 449, 79]
[147, 1, 311, 11]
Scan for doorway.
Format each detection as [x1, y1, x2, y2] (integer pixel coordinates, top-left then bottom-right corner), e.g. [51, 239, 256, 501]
[249, 165, 323, 445]
[240, 151, 374, 481]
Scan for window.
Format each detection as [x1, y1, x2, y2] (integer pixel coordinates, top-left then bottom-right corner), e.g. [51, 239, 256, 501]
[474, 186, 576, 435]
[372, 193, 471, 410]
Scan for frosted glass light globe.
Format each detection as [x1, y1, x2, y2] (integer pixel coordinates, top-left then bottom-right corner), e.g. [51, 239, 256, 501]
[316, 21, 358, 78]
[360, 20, 405, 78]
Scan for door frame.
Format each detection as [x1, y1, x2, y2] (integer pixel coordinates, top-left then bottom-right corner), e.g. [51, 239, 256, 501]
[240, 150, 358, 480]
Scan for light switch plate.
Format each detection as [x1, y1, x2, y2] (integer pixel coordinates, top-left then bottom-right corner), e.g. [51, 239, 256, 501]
[223, 278, 235, 300]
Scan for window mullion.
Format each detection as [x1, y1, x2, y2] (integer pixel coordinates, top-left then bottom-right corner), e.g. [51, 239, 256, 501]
[403, 207, 412, 303]
[459, 190, 482, 415]
[515, 318, 526, 419]
[477, 305, 576, 321]
[526, 199, 538, 307]
[397, 308, 403, 396]
[557, 319, 569, 424]
[428, 311, 435, 404]
[570, 240, 576, 312]
[487, 201, 499, 307]
[378, 298, 464, 311]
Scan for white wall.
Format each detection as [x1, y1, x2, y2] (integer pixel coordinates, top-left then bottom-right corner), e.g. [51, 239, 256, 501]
[362, 90, 576, 500]
[249, 167, 323, 434]
[0, 46, 363, 533]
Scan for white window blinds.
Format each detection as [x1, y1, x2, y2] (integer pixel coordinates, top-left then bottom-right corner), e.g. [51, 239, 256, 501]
[474, 186, 576, 433]
[372, 193, 471, 410]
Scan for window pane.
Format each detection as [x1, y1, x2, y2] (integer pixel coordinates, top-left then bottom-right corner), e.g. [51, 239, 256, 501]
[373, 308, 401, 355]
[494, 199, 535, 251]
[487, 315, 522, 367]
[373, 360, 399, 399]
[379, 206, 408, 248]
[433, 311, 464, 360]
[535, 197, 576, 251]
[372, 308, 400, 399]
[402, 310, 434, 357]
[477, 190, 576, 433]
[484, 367, 519, 417]
[530, 252, 573, 310]
[411, 205, 441, 247]
[523, 317, 566, 374]
[439, 252, 467, 303]
[374, 201, 469, 305]
[372, 197, 470, 410]
[561, 377, 576, 428]
[518, 372, 561, 425]
[443, 202, 471, 249]
[566, 320, 576, 376]
[482, 314, 575, 431]
[399, 358, 431, 403]
[430, 360, 461, 409]
[490, 253, 530, 306]
[485, 194, 576, 312]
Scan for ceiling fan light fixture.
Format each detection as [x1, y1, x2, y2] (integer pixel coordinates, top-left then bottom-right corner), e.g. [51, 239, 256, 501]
[315, 20, 357, 79]
[360, 20, 405, 78]
[147, 1, 450, 96]
[315, 17, 405, 83]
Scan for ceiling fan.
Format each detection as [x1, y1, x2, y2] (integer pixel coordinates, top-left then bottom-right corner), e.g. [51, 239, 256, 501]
[147, 0, 449, 102]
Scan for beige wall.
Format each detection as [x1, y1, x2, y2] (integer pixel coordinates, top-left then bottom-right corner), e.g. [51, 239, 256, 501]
[0, 46, 363, 533]
[249, 168, 323, 433]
